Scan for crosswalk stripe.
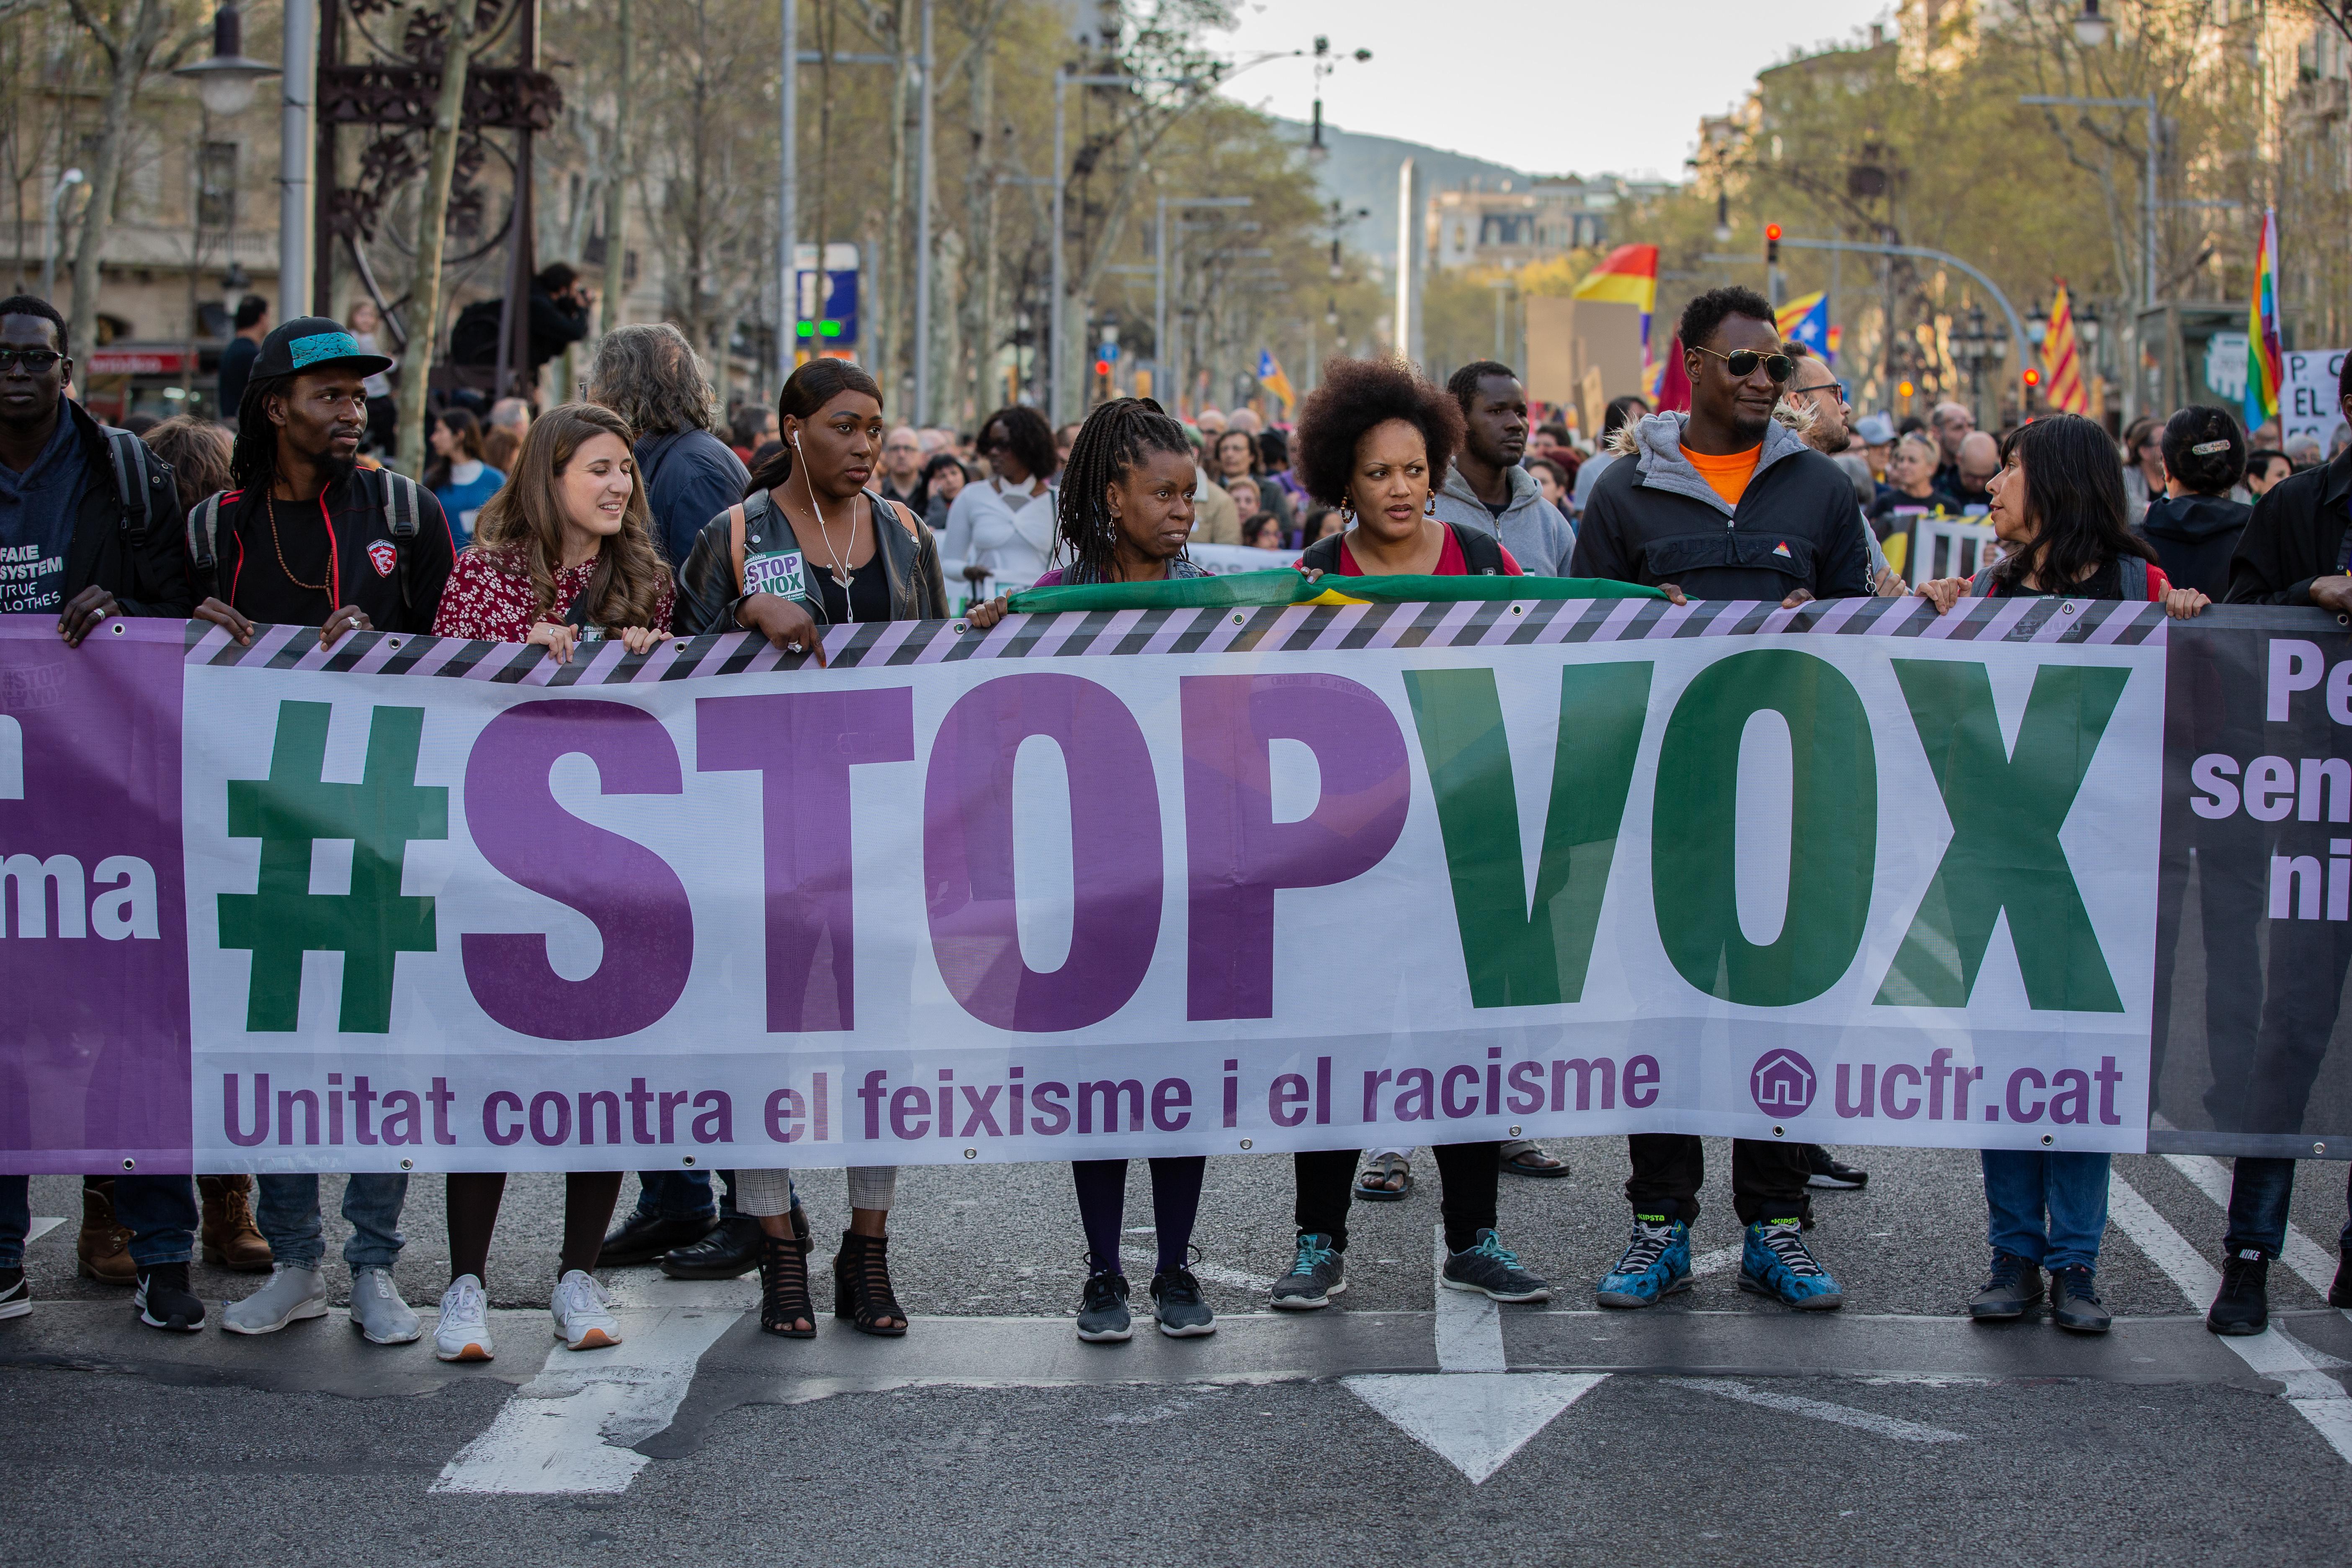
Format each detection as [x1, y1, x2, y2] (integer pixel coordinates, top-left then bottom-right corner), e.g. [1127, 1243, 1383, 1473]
[1659, 1377, 1968, 1443]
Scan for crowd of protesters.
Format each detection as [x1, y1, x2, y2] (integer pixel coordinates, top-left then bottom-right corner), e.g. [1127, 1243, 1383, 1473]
[1, 279, 2350, 1353]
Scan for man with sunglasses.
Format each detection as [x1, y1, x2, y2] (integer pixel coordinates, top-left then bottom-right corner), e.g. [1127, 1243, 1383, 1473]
[1571, 285, 1868, 1315]
[0, 294, 200, 1331]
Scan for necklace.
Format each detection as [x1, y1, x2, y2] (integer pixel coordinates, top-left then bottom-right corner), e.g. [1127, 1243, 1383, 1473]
[267, 491, 329, 594]
[791, 475, 858, 621]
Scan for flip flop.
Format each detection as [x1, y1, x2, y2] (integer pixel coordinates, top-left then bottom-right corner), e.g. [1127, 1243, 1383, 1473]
[1500, 1144, 1571, 1179]
[1355, 1153, 1412, 1202]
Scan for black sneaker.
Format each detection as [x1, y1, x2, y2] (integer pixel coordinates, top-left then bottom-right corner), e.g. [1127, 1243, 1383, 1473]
[1804, 1146, 1868, 1189]
[1076, 1270, 1131, 1342]
[600, 1208, 717, 1267]
[1967, 1252, 2043, 1321]
[1150, 1267, 1216, 1337]
[1270, 1232, 1346, 1311]
[1442, 1230, 1551, 1303]
[2206, 1253, 2270, 1335]
[2050, 1267, 2111, 1334]
[134, 1262, 206, 1332]
[2331, 1245, 2352, 1311]
[0, 1265, 27, 1321]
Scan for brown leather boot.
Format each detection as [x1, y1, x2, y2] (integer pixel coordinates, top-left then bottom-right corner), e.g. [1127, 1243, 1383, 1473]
[77, 1177, 136, 1285]
[199, 1175, 273, 1272]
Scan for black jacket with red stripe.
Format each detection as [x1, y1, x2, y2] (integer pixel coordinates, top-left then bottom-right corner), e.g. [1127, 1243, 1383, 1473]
[197, 467, 455, 633]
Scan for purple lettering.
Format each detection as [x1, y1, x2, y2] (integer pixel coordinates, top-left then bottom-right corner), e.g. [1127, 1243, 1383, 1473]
[224, 1072, 268, 1147]
[484, 1091, 523, 1146]
[765, 1086, 807, 1143]
[1270, 1073, 1309, 1128]
[1440, 1064, 1480, 1119]
[1880, 1063, 1922, 1120]
[1151, 1078, 1192, 1132]
[1624, 1055, 1661, 1109]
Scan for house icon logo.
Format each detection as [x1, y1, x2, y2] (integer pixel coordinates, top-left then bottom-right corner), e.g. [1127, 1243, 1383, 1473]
[1750, 1048, 1816, 1116]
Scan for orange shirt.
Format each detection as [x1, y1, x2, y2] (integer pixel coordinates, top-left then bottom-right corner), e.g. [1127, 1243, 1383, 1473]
[1683, 443, 1761, 510]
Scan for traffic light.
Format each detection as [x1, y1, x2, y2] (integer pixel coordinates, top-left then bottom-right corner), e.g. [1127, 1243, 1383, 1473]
[1765, 222, 1783, 265]
[2022, 366, 2043, 389]
[1095, 359, 1111, 377]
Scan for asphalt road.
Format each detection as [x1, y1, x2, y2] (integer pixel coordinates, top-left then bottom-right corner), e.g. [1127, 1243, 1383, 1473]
[5, 1141, 2350, 1567]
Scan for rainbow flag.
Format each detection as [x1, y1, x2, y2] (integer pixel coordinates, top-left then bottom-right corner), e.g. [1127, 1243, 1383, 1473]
[1776, 291, 1830, 357]
[1574, 243, 1660, 365]
[1257, 349, 1294, 416]
[2041, 281, 2089, 415]
[2245, 209, 2283, 430]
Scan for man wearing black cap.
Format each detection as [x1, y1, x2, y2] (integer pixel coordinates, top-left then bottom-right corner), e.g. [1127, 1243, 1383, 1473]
[191, 316, 456, 1347]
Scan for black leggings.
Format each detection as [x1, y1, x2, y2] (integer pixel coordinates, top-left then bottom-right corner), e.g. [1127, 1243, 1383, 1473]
[1073, 1157, 1204, 1277]
[446, 1171, 625, 1286]
[1294, 1143, 1500, 1253]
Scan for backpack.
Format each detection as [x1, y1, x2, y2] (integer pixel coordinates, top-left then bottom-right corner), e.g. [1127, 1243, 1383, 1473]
[1969, 554, 2146, 601]
[1299, 518, 1509, 577]
[185, 468, 426, 614]
[448, 299, 504, 368]
[97, 426, 167, 543]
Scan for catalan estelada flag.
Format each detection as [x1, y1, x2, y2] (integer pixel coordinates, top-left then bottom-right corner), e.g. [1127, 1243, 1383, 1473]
[1775, 291, 1830, 357]
[2041, 280, 2089, 415]
[1257, 349, 1294, 416]
[1574, 243, 1660, 364]
[2245, 209, 2283, 430]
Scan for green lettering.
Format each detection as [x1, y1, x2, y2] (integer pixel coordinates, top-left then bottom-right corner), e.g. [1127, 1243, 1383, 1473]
[1874, 659, 2126, 1012]
[1403, 662, 1651, 1007]
[1651, 649, 1876, 1005]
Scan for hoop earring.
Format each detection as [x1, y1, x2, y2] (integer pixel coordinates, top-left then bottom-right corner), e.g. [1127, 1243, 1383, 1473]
[1340, 501, 1356, 525]
[1424, 495, 1437, 516]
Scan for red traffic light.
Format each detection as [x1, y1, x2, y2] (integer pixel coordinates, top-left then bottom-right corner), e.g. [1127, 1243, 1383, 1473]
[1764, 223, 1783, 242]
[1094, 360, 1111, 376]
[2022, 367, 2043, 387]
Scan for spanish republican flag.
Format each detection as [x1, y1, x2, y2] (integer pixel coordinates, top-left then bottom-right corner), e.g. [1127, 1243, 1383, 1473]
[1256, 349, 1295, 416]
[2245, 209, 2283, 430]
[1571, 244, 1659, 314]
[2041, 281, 2089, 415]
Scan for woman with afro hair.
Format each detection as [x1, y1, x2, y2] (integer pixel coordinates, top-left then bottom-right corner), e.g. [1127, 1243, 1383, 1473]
[1293, 355, 1523, 578]
[1270, 356, 1553, 1318]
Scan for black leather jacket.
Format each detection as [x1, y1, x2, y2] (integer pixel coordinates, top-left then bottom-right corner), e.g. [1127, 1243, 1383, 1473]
[673, 486, 950, 635]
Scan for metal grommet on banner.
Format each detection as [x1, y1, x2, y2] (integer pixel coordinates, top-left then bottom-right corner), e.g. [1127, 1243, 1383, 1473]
[952, 621, 968, 635]
[121, 1157, 135, 1170]
[963, 1148, 977, 1160]
[1508, 1125, 1522, 1137]
[386, 637, 402, 649]
[1239, 1138, 1254, 1150]
[400, 1158, 414, 1171]
[1510, 603, 1525, 616]
[2319, 1143, 2329, 1156]
[1770, 1125, 1785, 1138]
[681, 1154, 696, 1166]
[2061, 600, 2076, 615]
[1231, 612, 1244, 626]
[2040, 1134, 2055, 1147]
[110, 620, 125, 634]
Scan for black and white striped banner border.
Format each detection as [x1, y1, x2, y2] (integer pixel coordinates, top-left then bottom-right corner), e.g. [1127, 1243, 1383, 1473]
[182, 593, 2168, 685]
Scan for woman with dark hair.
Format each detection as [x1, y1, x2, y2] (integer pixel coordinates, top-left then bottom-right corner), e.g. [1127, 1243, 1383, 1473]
[943, 404, 1059, 593]
[425, 407, 506, 547]
[1213, 427, 1293, 531]
[1913, 412, 2205, 1335]
[2120, 414, 2167, 517]
[920, 449, 970, 532]
[963, 399, 1216, 1342]
[424, 402, 675, 1361]
[673, 356, 945, 1340]
[2140, 406, 2251, 599]
[1268, 357, 1549, 1315]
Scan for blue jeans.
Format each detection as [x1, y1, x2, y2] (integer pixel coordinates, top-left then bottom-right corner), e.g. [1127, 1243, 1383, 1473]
[0, 1175, 25, 1269]
[630, 1169, 734, 1221]
[2223, 1157, 2352, 1260]
[1982, 1149, 2110, 1274]
[255, 1173, 408, 1270]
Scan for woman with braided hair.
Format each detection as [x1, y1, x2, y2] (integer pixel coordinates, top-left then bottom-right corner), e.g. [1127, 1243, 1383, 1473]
[965, 396, 1212, 631]
[966, 399, 1219, 1344]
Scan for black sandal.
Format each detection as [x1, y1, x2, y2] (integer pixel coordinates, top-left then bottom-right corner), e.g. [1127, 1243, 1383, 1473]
[833, 1230, 908, 1336]
[758, 1229, 814, 1338]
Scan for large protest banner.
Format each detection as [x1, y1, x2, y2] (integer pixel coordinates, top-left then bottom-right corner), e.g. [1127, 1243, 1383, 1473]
[2, 589, 2288, 1176]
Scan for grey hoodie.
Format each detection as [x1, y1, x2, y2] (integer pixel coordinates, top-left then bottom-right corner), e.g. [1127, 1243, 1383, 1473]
[1571, 411, 1872, 601]
[1432, 459, 1577, 576]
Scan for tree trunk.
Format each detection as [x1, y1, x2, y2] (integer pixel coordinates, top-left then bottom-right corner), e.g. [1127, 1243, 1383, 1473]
[64, 0, 170, 358]
[599, 0, 634, 336]
[878, 0, 911, 409]
[396, 2, 483, 477]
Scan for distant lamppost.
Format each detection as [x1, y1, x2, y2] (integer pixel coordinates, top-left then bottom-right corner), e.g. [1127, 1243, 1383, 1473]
[174, 3, 280, 118]
[2071, 0, 2110, 48]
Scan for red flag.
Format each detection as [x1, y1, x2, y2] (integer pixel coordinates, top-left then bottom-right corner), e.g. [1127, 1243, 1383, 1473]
[1654, 334, 1691, 414]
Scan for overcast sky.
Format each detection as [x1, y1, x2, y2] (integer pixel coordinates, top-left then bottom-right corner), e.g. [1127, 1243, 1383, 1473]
[1213, 0, 1897, 180]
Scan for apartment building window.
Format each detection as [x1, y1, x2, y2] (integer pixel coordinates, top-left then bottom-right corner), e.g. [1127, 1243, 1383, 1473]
[198, 143, 238, 231]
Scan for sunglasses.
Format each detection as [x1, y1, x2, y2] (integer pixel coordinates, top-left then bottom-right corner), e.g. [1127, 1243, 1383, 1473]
[1794, 378, 1846, 401]
[0, 347, 63, 373]
[1693, 345, 1795, 383]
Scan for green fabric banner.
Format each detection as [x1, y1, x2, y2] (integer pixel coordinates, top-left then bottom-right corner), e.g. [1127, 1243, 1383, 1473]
[1005, 569, 1665, 615]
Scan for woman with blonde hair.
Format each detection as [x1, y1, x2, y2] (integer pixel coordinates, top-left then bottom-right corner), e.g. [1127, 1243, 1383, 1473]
[424, 402, 674, 1361]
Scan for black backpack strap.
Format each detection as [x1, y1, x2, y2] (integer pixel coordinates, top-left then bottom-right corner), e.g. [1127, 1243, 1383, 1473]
[104, 427, 161, 542]
[1448, 520, 1508, 575]
[2118, 554, 2148, 601]
[374, 468, 423, 621]
[185, 490, 228, 597]
[1299, 530, 1345, 574]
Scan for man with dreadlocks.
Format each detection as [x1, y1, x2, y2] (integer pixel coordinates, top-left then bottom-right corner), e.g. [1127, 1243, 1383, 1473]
[187, 315, 456, 1350]
[967, 399, 1219, 1342]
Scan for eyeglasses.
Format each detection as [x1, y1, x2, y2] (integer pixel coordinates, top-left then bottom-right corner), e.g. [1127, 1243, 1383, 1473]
[1793, 378, 1845, 401]
[0, 348, 63, 373]
[1693, 345, 1795, 383]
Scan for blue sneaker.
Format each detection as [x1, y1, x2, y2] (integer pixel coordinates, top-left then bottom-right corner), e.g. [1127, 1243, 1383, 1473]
[1739, 1218, 1844, 1310]
[1596, 1214, 1692, 1309]
[1442, 1230, 1551, 1303]
[1270, 1232, 1346, 1311]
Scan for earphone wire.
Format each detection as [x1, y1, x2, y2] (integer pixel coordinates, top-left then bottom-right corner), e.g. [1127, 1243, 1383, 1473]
[793, 429, 856, 623]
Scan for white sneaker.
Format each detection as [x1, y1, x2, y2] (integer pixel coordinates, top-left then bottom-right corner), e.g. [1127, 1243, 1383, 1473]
[434, 1274, 494, 1362]
[350, 1266, 421, 1345]
[222, 1263, 327, 1335]
[550, 1269, 621, 1351]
